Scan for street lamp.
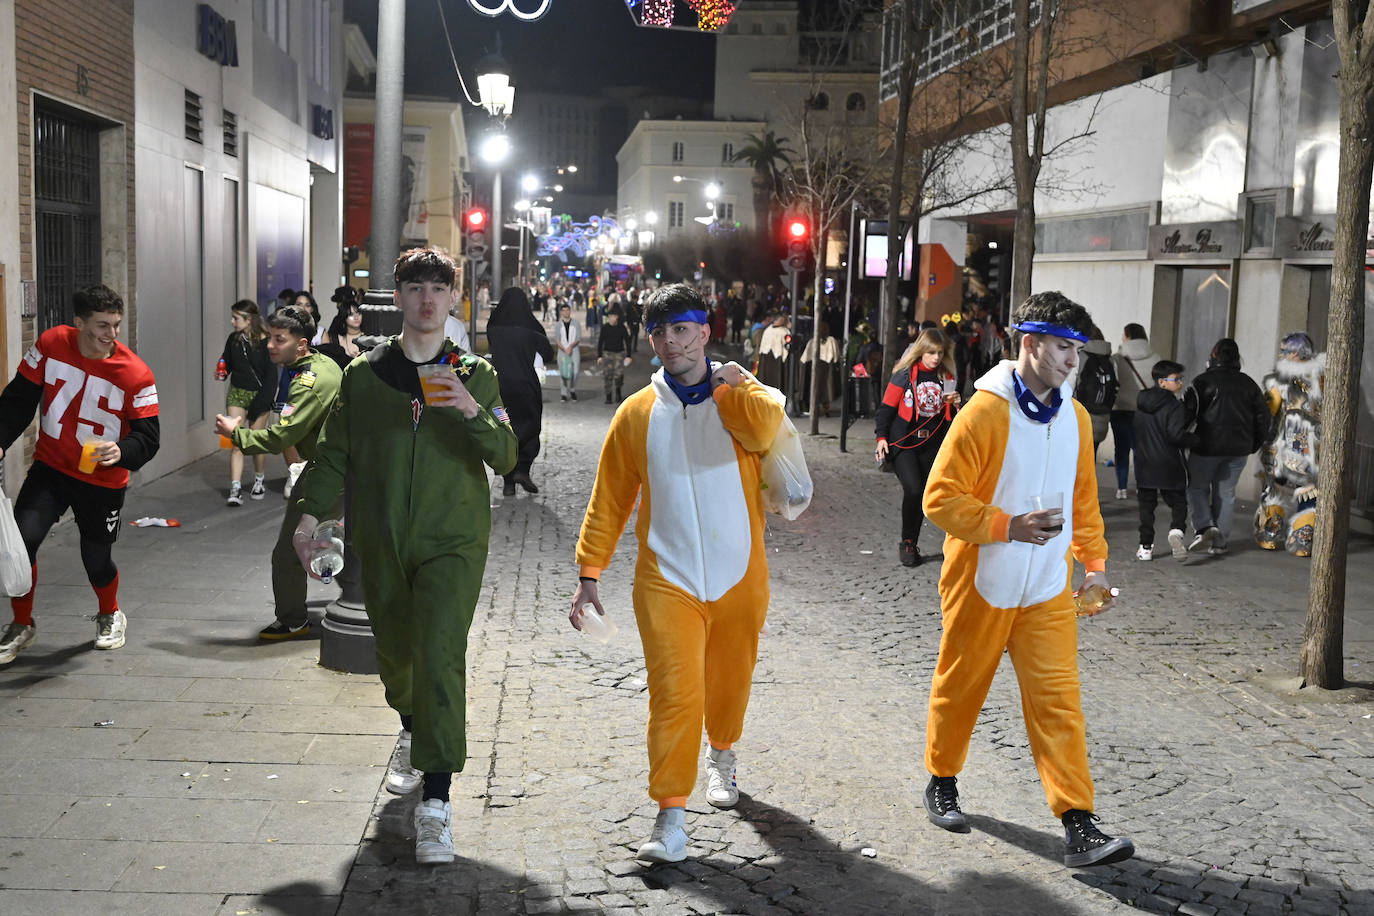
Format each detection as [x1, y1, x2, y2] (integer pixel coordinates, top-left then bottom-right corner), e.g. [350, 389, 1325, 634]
[476, 46, 515, 295]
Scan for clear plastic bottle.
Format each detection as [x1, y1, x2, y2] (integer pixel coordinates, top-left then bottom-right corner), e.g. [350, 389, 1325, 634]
[309, 519, 345, 584]
[576, 603, 618, 644]
[1074, 585, 1119, 617]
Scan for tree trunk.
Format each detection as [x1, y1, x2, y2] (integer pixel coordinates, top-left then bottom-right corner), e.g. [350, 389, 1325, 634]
[1302, 0, 1374, 690]
[753, 169, 772, 237]
[808, 227, 829, 434]
[1008, 0, 1037, 311]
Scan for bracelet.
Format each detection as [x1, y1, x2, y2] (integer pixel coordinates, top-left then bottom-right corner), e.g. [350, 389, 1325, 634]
[579, 575, 597, 584]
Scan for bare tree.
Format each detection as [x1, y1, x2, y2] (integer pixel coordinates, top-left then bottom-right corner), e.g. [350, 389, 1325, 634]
[1302, 0, 1374, 690]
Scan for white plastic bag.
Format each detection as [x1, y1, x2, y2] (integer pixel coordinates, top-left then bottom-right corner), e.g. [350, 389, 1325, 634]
[0, 490, 32, 597]
[759, 384, 813, 520]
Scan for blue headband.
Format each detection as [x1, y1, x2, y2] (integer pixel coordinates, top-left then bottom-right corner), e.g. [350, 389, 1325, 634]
[644, 308, 709, 334]
[1012, 320, 1089, 343]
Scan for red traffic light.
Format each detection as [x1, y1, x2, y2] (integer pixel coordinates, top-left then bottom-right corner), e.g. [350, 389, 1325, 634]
[787, 220, 808, 239]
[465, 208, 487, 229]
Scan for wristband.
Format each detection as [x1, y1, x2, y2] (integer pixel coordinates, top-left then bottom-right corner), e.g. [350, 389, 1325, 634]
[579, 575, 598, 584]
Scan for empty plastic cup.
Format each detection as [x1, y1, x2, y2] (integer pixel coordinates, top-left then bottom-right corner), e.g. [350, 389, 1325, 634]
[577, 604, 617, 644]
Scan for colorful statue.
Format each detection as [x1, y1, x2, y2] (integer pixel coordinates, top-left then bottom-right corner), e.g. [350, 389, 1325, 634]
[1254, 332, 1324, 556]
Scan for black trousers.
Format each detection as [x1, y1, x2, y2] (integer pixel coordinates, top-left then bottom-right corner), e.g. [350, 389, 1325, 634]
[499, 381, 543, 478]
[1137, 487, 1188, 547]
[14, 461, 122, 586]
[892, 441, 941, 542]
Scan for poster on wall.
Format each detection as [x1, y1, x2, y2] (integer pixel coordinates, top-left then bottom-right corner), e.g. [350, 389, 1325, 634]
[401, 127, 430, 243]
[254, 184, 305, 310]
[343, 123, 374, 249]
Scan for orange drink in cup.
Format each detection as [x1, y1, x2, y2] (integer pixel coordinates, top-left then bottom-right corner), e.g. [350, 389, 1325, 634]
[417, 364, 454, 404]
[78, 439, 101, 473]
[219, 434, 233, 449]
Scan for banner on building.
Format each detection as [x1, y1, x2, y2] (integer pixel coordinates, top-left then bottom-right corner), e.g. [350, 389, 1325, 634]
[343, 123, 374, 249]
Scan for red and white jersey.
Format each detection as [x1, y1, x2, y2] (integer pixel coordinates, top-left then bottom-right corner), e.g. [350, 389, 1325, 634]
[19, 326, 159, 489]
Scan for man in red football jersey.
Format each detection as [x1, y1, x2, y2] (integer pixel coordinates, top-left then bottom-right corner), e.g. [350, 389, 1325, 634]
[0, 285, 160, 665]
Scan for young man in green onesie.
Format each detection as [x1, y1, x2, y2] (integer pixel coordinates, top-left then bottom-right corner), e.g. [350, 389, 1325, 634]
[216, 305, 341, 640]
[293, 247, 518, 865]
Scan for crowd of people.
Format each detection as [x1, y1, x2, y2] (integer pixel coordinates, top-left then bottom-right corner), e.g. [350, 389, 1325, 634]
[0, 256, 1324, 878]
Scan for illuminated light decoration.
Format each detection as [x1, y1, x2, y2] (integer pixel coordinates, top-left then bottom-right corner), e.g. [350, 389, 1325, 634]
[538, 214, 625, 262]
[467, 0, 553, 21]
[642, 0, 672, 27]
[687, 0, 735, 31]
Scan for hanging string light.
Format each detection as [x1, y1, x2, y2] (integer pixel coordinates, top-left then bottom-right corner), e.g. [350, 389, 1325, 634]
[467, 0, 553, 20]
[640, 0, 673, 27]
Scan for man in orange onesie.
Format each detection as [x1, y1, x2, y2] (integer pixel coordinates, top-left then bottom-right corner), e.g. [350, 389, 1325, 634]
[921, 291, 1135, 868]
[571, 283, 783, 864]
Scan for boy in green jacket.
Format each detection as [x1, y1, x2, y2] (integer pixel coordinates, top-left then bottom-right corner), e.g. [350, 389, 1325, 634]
[294, 248, 517, 865]
[216, 305, 341, 639]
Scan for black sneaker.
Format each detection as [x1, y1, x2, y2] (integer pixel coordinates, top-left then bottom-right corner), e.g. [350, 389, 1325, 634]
[899, 539, 921, 568]
[259, 620, 311, 641]
[502, 479, 517, 497]
[923, 775, 968, 831]
[1062, 809, 1134, 867]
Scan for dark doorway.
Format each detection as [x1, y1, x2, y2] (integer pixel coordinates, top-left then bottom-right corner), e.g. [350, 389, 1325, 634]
[34, 104, 103, 330]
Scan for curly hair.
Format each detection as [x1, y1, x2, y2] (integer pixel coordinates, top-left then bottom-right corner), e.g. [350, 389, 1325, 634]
[394, 247, 457, 287]
[1010, 291, 1093, 346]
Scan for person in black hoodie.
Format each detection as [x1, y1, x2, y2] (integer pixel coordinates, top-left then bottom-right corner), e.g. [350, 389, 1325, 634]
[874, 328, 961, 567]
[485, 287, 556, 496]
[1183, 338, 1270, 556]
[1131, 360, 1195, 561]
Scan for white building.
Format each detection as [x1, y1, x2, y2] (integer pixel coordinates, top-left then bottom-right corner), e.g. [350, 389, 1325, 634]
[617, 120, 765, 239]
[133, 0, 343, 478]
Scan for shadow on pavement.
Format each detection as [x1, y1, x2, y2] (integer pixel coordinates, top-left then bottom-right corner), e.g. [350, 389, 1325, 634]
[629, 795, 1088, 915]
[0, 642, 92, 691]
[969, 812, 1370, 914]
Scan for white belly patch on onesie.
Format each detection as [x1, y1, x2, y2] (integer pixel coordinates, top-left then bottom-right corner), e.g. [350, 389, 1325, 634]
[644, 376, 751, 602]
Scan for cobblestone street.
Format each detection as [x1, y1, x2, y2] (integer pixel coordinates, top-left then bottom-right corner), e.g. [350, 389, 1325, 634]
[1, 355, 1372, 915]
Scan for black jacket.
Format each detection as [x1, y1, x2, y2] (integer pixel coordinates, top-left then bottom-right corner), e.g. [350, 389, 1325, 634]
[1132, 387, 1196, 489]
[1186, 364, 1269, 457]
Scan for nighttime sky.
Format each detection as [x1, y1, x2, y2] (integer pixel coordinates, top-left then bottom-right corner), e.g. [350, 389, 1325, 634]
[343, 0, 717, 102]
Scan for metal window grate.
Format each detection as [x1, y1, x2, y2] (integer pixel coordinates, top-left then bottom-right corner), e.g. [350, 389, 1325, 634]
[185, 89, 203, 144]
[35, 110, 98, 205]
[34, 105, 102, 330]
[223, 109, 238, 157]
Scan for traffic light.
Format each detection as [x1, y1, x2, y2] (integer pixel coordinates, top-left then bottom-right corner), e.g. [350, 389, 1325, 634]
[786, 218, 809, 271]
[464, 208, 488, 260]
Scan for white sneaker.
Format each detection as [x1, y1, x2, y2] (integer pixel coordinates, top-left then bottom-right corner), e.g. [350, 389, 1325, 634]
[226, 482, 243, 507]
[1168, 528, 1187, 560]
[1114, 488, 1128, 500]
[1135, 545, 1153, 561]
[283, 461, 307, 499]
[1190, 527, 1218, 553]
[636, 807, 688, 863]
[704, 746, 739, 809]
[93, 611, 127, 650]
[385, 729, 423, 795]
[0, 623, 36, 665]
[249, 476, 266, 500]
[413, 799, 454, 865]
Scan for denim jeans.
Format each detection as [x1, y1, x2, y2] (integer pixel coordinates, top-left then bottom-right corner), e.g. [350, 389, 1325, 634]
[1109, 410, 1135, 489]
[1186, 454, 1249, 546]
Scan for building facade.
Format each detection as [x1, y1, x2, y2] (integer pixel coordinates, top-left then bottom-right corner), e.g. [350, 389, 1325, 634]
[1, 0, 138, 490]
[880, 0, 1374, 505]
[131, 0, 344, 479]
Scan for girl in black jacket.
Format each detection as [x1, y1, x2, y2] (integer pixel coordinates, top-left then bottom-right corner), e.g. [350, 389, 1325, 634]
[874, 328, 962, 567]
[219, 300, 273, 504]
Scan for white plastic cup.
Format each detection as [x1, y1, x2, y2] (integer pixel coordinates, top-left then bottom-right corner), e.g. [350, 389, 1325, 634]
[577, 603, 617, 644]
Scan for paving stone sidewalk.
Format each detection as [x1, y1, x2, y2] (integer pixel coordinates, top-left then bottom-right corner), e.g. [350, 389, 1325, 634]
[1, 350, 1371, 916]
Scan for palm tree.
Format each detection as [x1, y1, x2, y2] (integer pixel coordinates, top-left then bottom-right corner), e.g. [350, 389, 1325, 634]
[732, 131, 795, 237]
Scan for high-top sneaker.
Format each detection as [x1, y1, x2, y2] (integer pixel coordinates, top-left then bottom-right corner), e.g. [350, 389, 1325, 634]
[1062, 809, 1134, 867]
[636, 807, 688, 863]
[704, 746, 738, 809]
[923, 775, 968, 831]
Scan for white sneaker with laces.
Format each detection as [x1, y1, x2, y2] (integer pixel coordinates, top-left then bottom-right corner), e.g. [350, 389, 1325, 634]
[1135, 545, 1153, 561]
[704, 746, 739, 809]
[249, 476, 266, 500]
[284, 461, 307, 498]
[385, 729, 423, 795]
[226, 482, 243, 506]
[1114, 488, 1128, 500]
[636, 807, 688, 863]
[1190, 527, 1218, 553]
[94, 611, 127, 650]
[0, 623, 36, 665]
[1168, 528, 1187, 560]
[413, 799, 454, 864]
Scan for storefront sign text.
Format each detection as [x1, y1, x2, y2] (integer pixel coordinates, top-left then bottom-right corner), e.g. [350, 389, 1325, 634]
[197, 4, 239, 67]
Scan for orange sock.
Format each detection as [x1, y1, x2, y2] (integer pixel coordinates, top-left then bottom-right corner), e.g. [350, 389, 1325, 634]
[92, 572, 119, 616]
[11, 565, 36, 626]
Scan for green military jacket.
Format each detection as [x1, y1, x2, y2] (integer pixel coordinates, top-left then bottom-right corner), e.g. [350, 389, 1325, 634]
[300, 338, 517, 560]
[232, 350, 342, 459]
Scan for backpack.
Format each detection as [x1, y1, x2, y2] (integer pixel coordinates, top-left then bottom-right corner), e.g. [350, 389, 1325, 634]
[1076, 352, 1118, 415]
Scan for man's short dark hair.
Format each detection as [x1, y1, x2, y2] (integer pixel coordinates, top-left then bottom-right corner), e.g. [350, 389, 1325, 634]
[394, 247, 457, 287]
[1124, 322, 1148, 341]
[268, 305, 316, 341]
[1152, 359, 1184, 382]
[1010, 291, 1093, 344]
[73, 284, 123, 318]
[1210, 337, 1241, 368]
[643, 283, 706, 330]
